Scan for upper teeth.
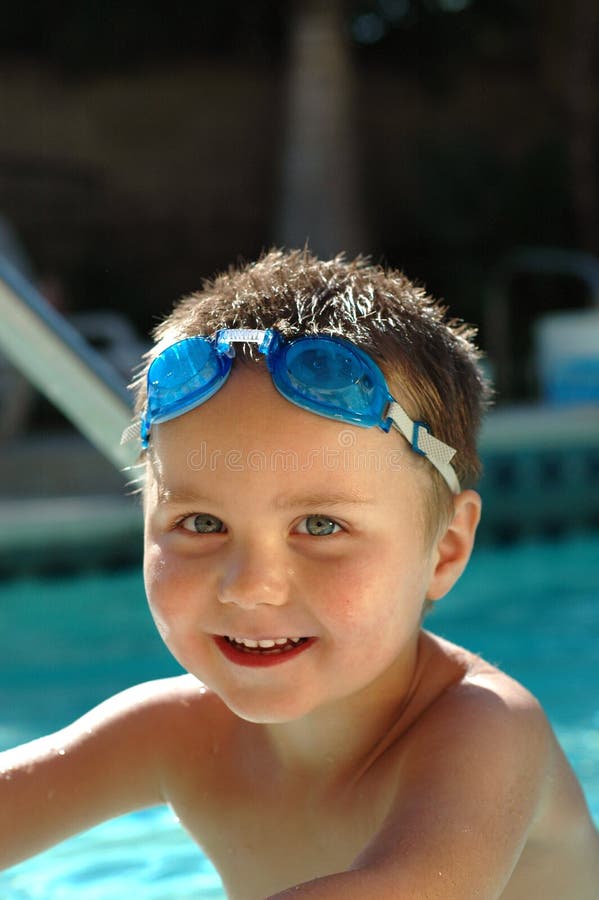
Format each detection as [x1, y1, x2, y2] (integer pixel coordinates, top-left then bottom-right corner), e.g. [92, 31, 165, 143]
[230, 637, 301, 648]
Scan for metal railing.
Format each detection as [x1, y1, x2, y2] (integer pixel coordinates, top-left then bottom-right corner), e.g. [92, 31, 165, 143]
[0, 258, 137, 471]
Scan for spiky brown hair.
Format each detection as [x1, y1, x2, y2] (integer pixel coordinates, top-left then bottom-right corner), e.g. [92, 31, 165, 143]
[133, 248, 491, 529]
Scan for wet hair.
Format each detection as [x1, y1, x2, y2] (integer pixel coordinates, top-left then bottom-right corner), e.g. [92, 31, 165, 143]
[132, 248, 491, 535]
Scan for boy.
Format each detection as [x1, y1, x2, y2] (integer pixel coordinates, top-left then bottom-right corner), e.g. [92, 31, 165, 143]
[1, 249, 598, 898]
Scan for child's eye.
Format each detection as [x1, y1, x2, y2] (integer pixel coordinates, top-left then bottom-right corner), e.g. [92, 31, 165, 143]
[296, 515, 342, 536]
[179, 514, 225, 534]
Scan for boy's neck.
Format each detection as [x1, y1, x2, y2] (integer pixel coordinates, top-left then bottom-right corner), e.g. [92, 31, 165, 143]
[261, 631, 428, 786]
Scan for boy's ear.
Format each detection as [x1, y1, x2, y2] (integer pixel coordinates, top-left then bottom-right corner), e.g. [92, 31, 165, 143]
[426, 489, 482, 602]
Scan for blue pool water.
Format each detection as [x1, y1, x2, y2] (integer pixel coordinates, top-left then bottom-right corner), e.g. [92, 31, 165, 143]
[0, 533, 598, 898]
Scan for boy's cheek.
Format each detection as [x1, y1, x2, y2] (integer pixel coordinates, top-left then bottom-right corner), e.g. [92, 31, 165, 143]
[144, 538, 217, 619]
[143, 542, 187, 623]
[144, 542, 194, 602]
[143, 536, 166, 590]
[143, 556, 195, 647]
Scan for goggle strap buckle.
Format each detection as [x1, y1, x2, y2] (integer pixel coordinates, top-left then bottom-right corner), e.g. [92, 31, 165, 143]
[386, 401, 460, 494]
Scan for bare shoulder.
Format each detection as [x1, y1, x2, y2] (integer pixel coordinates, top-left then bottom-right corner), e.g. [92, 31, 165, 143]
[403, 633, 599, 898]
[1, 674, 221, 798]
[46, 673, 218, 738]
[112, 671, 216, 714]
[422, 630, 550, 726]
[83, 673, 230, 752]
[106, 674, 241, 787]
[351, 634, 559, 897]
[409, 632, 556, 809]
[0, 674, 222, 869]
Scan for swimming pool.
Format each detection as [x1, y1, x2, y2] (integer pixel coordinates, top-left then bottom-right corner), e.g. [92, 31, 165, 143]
[1, 533, 597, 898]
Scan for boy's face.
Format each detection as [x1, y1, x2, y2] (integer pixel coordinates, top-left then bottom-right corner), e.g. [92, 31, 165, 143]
[143, 364, 442, 724]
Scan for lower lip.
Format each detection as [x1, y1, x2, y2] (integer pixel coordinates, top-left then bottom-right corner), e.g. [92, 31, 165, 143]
[214, 636, 315, 668]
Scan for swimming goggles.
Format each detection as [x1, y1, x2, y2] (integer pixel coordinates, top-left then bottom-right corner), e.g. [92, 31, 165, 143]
[137, 328, 460, 493]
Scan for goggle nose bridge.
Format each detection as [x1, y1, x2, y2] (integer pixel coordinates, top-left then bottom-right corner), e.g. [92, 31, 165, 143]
[214, 328, 275, 359]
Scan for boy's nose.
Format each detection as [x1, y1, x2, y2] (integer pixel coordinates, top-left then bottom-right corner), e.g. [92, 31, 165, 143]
[217, 548, 290, 609]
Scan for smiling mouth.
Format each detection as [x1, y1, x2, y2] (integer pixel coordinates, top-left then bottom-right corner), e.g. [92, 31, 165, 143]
[223, 636, 310, 655]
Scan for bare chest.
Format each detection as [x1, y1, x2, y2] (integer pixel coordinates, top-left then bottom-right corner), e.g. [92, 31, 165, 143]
[168, 764, 393, 899]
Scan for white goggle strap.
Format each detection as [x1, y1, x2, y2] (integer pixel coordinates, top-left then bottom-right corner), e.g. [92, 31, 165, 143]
[121, 419, 141, 445]
[386, 401, 460, 494]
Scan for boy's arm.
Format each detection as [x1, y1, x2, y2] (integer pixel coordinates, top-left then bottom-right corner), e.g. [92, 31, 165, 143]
[0, 678, 180, 870]
[268, 679, 552, 900]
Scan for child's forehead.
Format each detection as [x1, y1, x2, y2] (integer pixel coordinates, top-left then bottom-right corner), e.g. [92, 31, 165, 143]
[146, 364, 426, 509]
[154, 362, 337, 440]
[153, 363, 386, 452]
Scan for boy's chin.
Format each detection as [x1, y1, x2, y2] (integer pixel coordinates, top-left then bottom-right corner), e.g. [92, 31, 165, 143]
[221, 693, 320, 725]
[233, 710, 302, 725]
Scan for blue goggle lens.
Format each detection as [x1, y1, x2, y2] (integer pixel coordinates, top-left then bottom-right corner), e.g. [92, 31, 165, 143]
[272, 336, 388, 426]
[286, 343, 360, 389]
[143, 330, 391, 438]
[147, 336, 231, 422]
